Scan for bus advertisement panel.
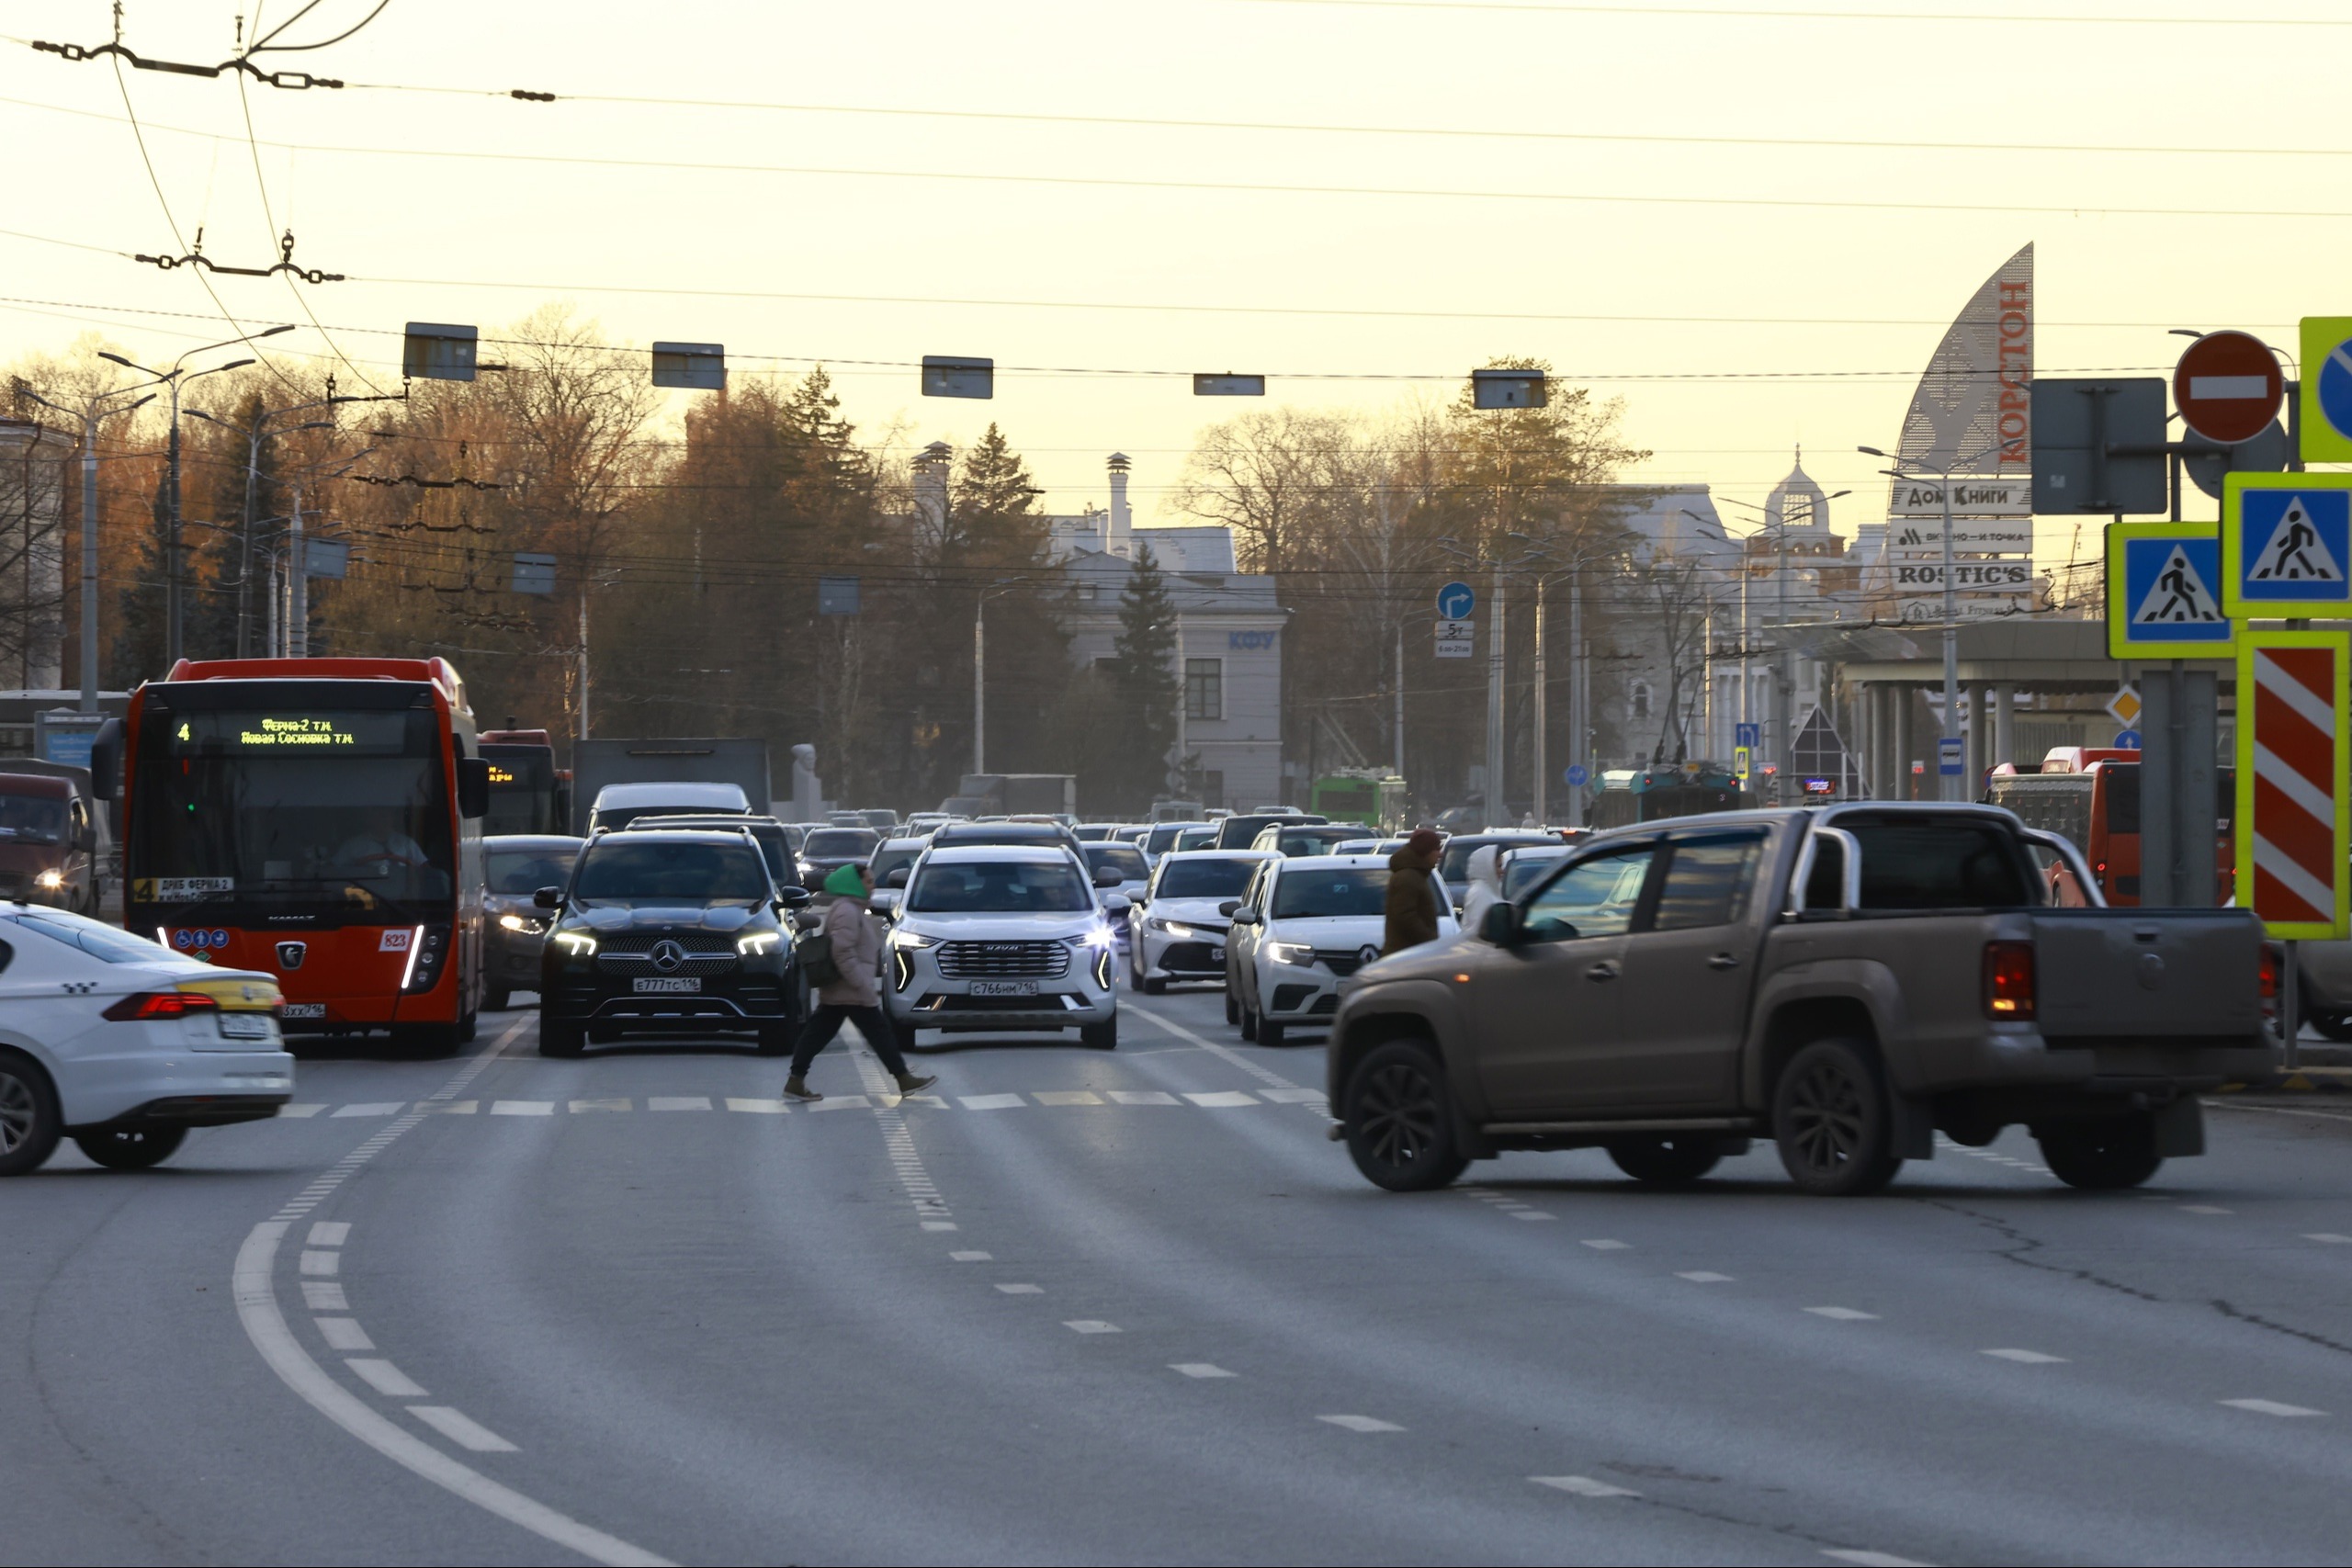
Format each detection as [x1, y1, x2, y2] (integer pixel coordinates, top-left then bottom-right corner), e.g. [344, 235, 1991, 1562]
[104, 658, 490, 1054]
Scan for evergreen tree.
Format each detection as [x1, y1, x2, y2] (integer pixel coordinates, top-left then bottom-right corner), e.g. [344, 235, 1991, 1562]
[1106, 542, 1182, 809]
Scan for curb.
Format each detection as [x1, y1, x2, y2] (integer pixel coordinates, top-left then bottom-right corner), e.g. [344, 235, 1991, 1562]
[2216, 1066, 2352, 1095]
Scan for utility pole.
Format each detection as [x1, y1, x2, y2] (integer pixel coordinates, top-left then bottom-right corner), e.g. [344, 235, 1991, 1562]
[15, 382, 155, 710]
[288, 486, 310, 658]
[1568, 570, 1584, 827]
[576, 581, 590, 740]
[972, 601, 987, 776]
[1392, 619, 1405, 779]
[1532, 583, 1548, 828]
[1486, 558, 1506, 827]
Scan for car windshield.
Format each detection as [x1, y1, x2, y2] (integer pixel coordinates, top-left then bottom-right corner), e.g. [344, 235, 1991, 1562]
[0, 905, 170, 963]
[487, 847, 580, 894]
[1174, 829, 1216, 851]
[1155, 858, 1259, 899]
[573, 840, 771, 903]
[871, 842, 922, 881]
[907, 860, 1092, 913]
[1272, 867, 1391, 919]
[1083, 844, 1148, 882]
[0, 793, 66, 844]
[806, 829, 878, 857]
[1278, 830, 1355, 854]
[1502, 851, 1570, 898]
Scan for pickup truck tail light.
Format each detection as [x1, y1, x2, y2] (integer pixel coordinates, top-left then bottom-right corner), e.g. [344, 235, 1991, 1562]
[2260, 944, 2280, 1021]
[103, 990, 220, 1021]
[1982, 941, 2036, 1021]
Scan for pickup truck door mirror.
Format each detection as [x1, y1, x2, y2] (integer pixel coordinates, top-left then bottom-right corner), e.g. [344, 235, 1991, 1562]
[1101, 893, 1131, 915]
[532, 886, 563, 910]
[884, 865, 910, 888]
[1217, 899, 1240, 918]
[1092, 865, 1125, 888]
[1230, 908, 1261, 926]
[1480, 903, 1524, 945]
[775, 886, 812, 909]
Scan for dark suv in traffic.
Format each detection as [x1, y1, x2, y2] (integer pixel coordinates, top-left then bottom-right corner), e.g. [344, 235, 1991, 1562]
[535, 829, 808, 1058]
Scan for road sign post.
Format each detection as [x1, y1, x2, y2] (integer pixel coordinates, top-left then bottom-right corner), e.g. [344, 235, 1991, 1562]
[2235, 630, 2350, 941]
[2222, 473, 2352, 619]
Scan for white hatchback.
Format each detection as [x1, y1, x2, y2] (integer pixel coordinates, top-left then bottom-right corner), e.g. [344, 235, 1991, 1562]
[0, 905, 290, 1175]
[1226, 855, 1456, 1047]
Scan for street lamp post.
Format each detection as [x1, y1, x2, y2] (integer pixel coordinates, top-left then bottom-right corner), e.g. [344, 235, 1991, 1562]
[99, 326, 290, 664]
[15, 382, 157, 710]
[972, 581, 1033, 777]
[1861, 445, 2001, 802]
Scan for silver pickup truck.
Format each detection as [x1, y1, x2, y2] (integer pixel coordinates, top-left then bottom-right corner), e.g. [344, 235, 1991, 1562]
[1327, 803, 2272, 1196]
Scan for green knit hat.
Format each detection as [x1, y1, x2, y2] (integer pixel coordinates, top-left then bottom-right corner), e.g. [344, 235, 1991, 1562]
[822, 862, 867, 897]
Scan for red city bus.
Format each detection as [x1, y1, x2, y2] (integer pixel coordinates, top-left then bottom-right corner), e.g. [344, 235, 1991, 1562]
[1987, 749, 2234, 907]
[478, 727, 571, 837]
[94, 657, 491, 1055]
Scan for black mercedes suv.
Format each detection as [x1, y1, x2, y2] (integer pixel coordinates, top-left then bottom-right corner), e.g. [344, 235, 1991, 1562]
[535, 828, 808, 1058]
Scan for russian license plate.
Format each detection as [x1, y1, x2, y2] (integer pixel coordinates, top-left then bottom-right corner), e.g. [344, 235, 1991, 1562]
[218, 1012, 272, 1040]
[279, 1002, 326, 1021]
[633, 976, 701, 994]
[969, 980, 1037, 998]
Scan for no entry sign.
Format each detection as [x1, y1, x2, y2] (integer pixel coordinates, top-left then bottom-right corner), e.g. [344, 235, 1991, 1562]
[2175, 331, 2284, 446]
[2235, 631, 2350, 940]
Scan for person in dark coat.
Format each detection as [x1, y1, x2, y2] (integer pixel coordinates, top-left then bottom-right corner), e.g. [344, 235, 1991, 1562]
[1382, 828, 1445, 955]
[785, 863, 937, 1102]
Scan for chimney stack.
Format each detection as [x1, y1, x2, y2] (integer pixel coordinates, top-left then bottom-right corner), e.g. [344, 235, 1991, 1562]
[1107, 452, 1132, 558]
[914, 441, 952, 538]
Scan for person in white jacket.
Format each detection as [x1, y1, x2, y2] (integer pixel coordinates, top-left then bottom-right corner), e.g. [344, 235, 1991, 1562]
[1459, 844, 1505, 939]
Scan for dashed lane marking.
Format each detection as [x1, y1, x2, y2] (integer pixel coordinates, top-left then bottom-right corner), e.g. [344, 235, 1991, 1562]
[1532, 1475, 1640, 1498]
[648, 1097, 711, 1111]
[315, 1317, 374, 1352]
[346, 1359, 429, 1398]
[1510, 1212, 1556, 1221]
[2221, 1398, 2326, 1417]
[233, 1015, 673, 1568]
[1108, 1090, 1180, 1105]
[280, 1104, 324, 1118]
[725, 1098, 787, 1113]
[407, 1405, 519, 1453]
[423, 1100, 477, 1114]
[809, 1095, 871, 1111]
[571, 1099, 630, 1113]
[1033, 1090, 1102, 1106]
[1063, 1320, 1121, 1334]
[1677, 1271, 1735, 1283]
[299, 1250, 340, 1276]
[1580, 1238, 1631, 1250]
[2305, 1233, 2352, 1244]
[995, 1283, 1044, 1295]
[1822, 1552, 1932, 1567]
[1171, 1363, 1236, 1379]
[307, 1222, 350, 1247]
[1804, 1307, 1880, 1321]
[489, 1100, 553, 1116]
[1183, 1090, 1261, 1108]
[959, 1094, 1024, 1110]
[331, 1102, 404, 1119]
[1317, 1414, 1405, 1433]
[950, 1251, 992, 1262]
[2179, 1204, 2233, 1214]
[1982, 1348, 2067, 1364]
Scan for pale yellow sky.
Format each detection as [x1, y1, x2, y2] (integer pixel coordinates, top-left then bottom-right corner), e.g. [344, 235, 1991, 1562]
[4, 0, 2345, 564]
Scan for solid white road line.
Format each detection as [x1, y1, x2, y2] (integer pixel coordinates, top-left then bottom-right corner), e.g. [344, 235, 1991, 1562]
[1171, 1363, 1236, 1378]
[1317, 1414, 1404, 1433]
[1257, 1087, 1327, 1104]
[315, 1317, 374, 1352]
[1531, 1475, 1639, 1498]
[1982, 1348, 2067, 1364]
[1804, 1307, 1879, 1321]
[407, 1405, 520, 1453]
[307, 1222, 351, 1247]
[1676, 1272, 1735, 1283]
[2221, 1398, 2325, 1417]
[1063, 1320, 1121, 1334]
[345, 1359, 429, 1398]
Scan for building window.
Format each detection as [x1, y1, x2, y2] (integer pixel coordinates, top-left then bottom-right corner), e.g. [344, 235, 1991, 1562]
[1630, 681, 1652, 722]
[1185, 658, 1222, 721]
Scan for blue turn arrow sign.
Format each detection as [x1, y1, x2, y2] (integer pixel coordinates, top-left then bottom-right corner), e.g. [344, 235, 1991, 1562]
[1436, 580, 1476, 620]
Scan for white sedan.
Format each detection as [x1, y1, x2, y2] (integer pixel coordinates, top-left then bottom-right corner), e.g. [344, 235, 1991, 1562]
[1125, 849, 1275, 993]
[0, 905, 291, 1176]
[1226, 854, 1456, 1047]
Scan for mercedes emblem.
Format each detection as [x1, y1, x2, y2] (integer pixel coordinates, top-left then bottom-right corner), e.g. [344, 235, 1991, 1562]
[650, 939, 687, 974]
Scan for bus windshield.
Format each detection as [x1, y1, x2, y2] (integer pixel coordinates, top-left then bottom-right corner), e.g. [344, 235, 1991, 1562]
[481, 746, 559, 836]
[131, 705, 455, 914]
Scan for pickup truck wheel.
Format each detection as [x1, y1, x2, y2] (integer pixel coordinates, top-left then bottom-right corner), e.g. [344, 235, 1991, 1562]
[1607, 1137, 1722, 1188]
[1773, 1039, 1904, 1197]
[1141, 975, 1167, 996]
[2036, 1117, 2163, 1190]
[1225, 990, 1239, 1025]
[1342, 1041, 1466, 1192]
[1239, 1001, 1259, 1042]
[2309, 1011, 2352, 1043]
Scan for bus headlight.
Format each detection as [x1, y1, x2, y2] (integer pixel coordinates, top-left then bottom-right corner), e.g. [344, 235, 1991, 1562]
[35, 869, 63, 891]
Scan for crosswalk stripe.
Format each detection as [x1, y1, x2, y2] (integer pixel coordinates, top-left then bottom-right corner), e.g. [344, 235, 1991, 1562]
[306, 1086, 1301, 1118]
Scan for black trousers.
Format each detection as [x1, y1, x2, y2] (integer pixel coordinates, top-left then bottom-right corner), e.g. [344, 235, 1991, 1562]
[789, 1003, 910, 1079]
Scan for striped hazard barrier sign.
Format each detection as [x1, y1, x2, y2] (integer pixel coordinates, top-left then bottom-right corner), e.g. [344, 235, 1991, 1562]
[2235, 631, 2351, 939]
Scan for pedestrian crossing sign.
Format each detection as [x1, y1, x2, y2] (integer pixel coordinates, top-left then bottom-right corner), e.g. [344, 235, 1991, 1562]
[2223, 473, 2352, 619]
[2107, 522, 2234, 660]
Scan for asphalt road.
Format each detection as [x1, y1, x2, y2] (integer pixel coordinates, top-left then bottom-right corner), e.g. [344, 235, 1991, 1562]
[9, 986, 2352, 1567]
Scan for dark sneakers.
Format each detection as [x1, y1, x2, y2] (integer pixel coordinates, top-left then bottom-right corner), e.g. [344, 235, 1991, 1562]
[783, 1077, 823, 1102]
[894, 1073, 938, 1095]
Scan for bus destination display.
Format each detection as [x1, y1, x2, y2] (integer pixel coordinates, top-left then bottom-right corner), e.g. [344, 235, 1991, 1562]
[168, 712, 414, 756]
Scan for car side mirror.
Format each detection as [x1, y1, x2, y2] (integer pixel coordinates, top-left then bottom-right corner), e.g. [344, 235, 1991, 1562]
[1092, 865, 1125, 888]
[533, 886, 562, 909]
[775, 886, 812, 908]
[457, 756, 492, 819]
[1481, 904, 1524, 945]
[1231, 908, 1261, 926]
[1217, 900, 1240, 918]
[1102, 893, 1131, 915]
[75, 823, 96, 853]
[885, 866, 910, 887]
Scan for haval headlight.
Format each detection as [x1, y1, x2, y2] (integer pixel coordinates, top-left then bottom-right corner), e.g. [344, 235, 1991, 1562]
[890, 930, 939, 950]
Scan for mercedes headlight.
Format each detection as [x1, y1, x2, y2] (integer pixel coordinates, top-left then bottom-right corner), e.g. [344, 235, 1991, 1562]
[551, 931, 597, 957]
[1270, 942, 1317, 966]
[737, 931, 782, 955]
